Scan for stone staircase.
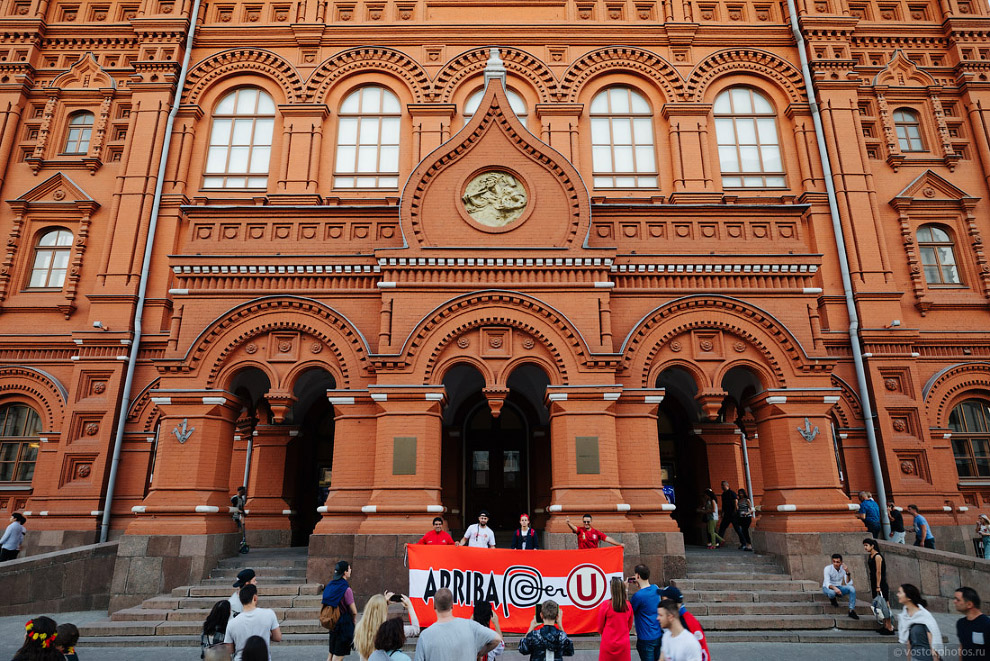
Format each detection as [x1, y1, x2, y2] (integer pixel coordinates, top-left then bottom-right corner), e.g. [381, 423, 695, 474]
[671, 546, 897, 644]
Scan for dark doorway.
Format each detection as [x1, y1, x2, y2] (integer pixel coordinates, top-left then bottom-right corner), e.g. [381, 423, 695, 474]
[463, 403, 528, 532]
[285, 368, 335, 547]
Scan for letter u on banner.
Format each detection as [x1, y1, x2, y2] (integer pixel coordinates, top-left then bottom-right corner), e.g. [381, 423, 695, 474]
[406, 545, 623, 634]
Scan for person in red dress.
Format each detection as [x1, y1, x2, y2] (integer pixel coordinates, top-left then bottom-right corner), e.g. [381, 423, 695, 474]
[566, 514, 624, 549]
[598, 577, 634, 661]
[416, 517, 455, 545]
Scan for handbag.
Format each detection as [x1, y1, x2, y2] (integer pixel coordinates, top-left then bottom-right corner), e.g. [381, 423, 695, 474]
[870, 594, 891, 623]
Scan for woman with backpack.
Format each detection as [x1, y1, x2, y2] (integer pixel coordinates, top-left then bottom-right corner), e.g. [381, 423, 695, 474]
[511, 514, 539, 550]
[322, 560, 359, 661]
[201, 599, 232, 660]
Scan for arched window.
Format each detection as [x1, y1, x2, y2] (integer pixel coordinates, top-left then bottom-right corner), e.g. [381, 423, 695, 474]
[464, 88, 528, 120]
[0, 404, 41, 482]
[893, 109, 925, 152]
[203, 87, 276, 189]
[62, 111, 94, 155]
[589, 86, 657, 188]
[949, 399, 990, 478]
[334, 86, 401, 189]
[917, 224, 961, 285]
[714, 87, 785, 188]
[28, 228, 73, 289]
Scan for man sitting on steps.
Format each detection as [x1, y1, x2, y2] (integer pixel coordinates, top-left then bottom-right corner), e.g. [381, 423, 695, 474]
[822, 553, 860, 620]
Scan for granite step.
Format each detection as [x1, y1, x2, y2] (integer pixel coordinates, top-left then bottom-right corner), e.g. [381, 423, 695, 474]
[173, 584, 322, 598]
[705, 629, 900, 644]
[78, 632, 608, 649]
[680, 589, 829, 604]
[672, 578, 819, 591]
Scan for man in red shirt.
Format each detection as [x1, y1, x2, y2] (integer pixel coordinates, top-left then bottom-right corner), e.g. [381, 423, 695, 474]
[660, 585, 710, 661]
[417, 516, 455, 545]
[565, 514, 624, 549]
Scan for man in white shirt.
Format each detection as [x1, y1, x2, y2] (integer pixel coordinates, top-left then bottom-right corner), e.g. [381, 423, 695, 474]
[224, 584, 281, 661]
[228, 568, 256, 616]
[459, 510, 496, 548]
[0, 512, 26, 562]
[658, 598, 702, 661]
[822, 553, 859, 619]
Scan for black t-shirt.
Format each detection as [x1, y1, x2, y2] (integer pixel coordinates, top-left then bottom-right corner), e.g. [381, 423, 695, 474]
[958, 613, 990, 657]
[721, 489, 738, 515]
[889, 508, 905, 533]
[867, 551, 888, 597]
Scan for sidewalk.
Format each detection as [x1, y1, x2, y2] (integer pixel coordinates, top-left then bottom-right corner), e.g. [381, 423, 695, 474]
[0, 608, 949, 660]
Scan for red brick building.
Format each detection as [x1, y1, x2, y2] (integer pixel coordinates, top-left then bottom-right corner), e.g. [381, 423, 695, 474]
[0, 0, 989, 595]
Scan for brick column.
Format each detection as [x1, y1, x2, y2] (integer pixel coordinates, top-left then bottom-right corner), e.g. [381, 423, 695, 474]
[243, 424, 296, 538]
[272, 103, 330, 204]
[125, 390, 241, 535]
[535, 103, 582, 165]
[408, 104, 456, 161]
[749, 388, 859, 532]
[698, 421, 746, 492]
[614, 388, 678, 532]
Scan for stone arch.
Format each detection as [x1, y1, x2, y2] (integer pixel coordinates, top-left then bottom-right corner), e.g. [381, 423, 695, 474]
[830, 375, 864, 429]
[715, 358, 776, 393]
[183, 49, 304, 105]
[0, 365, 68, 432]
[432, 47, 556, 104]
[559, 46, 685, 103]
[162, 296, 370, 390]
[685, 49, 806, 104]
[127, 377, 162, 433]
[654, 359, 709, 391]
[215, 359, 279, 394]
[304, 47, 430, 104]
[282, 360, 342, 394]
[622, 295, 818, 388]
[397, 291, 599, 385]
[923, 362, 990, 427]
[433, 355, 496, 388]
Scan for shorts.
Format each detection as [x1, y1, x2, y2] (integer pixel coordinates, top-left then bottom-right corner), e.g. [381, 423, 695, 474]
[328, 627, 353, 657]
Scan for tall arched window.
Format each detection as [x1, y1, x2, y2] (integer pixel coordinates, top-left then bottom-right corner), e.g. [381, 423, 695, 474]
[950, 399, 990, 478]
[62, 111, 94, 155]
[589, 86, 657, 188]
[334, 86, 401, 189]
[203, 87, 276, 189]
[917, 224, 961, 285]
[893, 109, 925, 152]
[0, 403, 41, 482]
[714, 87, 785, 188]
[28, 228, 73, 288]
[464, 88, 528, 120]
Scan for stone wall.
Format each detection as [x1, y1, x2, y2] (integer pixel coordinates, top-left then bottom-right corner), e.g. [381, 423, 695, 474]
[0, 542, 118, 616]
[109, 532, 240, 612]
[880, 540, 990, 612]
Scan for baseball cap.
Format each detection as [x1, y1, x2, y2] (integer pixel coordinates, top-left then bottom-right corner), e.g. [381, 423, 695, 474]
[233, 568, 255, 588]
[659, 586, 683, 603]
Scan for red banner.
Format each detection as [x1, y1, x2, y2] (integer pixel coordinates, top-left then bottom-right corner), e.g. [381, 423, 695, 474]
[406, 545, 623, 634]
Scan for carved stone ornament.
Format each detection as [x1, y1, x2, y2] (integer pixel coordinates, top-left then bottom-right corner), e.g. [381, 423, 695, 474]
[278, 341, 292, 353]
[522, 338, 535, 349]
[797, 417, 820, 442]
[489, 336, 503, 349]
[884, 378, 899, 391]
[670, 340, 682, 352]
[245, 343, 258, 354]
[76, 464, 91, 478]
[462, 171, 527, 227]
[172, 418, 195, 444]
[456, 337, 470, 349]
[92, 382, 106, 394]
[893, 419, 907, 432]
[901, 461, 915, 475]
[733, 342, 746, 353]
[310, 342, 323, 354]
[84, 422, 99, 436]
[699, 339, 714, 351]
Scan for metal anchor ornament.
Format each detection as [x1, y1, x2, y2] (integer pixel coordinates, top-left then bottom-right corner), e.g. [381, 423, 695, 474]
[797, 417, 820, 442]
[172, 418, 195, 444]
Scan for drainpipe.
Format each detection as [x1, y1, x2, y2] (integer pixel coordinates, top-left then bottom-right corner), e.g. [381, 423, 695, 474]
[100, 0, 203, 543]
[784, 0, 890, 536]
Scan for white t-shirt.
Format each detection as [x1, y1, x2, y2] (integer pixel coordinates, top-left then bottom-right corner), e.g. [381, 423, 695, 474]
[661, 629, 703, 661]
[229, 591, 243, 615]
[223, 607, 279, 661]
[463, 524, 496, 548]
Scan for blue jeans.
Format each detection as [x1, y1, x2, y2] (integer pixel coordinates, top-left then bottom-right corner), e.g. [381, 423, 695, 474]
[635, 637, 661, 661]
[983, 536, 990, 560]
[824, 584, 856, 609]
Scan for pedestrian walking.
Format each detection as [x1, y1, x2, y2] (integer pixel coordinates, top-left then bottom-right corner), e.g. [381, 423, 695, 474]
[822, 553, 859, 620]
[229, 569, 257, 617]
[657, 586, 709, 661]
[413, 588, 500, 661]
[717, 481, 743, 548]
[977, 516, 990, 560]
[888, 501, 906, 544]
[897, 583, 944, 660]
[518, 600, 574, 661]
[863, 538, 894, 635]
[323, 560, 359, 661]
[417, 517, 455, 545]
[565, 514, 623, 548]
[954, 586, 990, 658]
[241, 636, 268, 661]
[698, 491, 722, 549]
[223, 585, 281, 661]
[201, 599, 232, 659]
[55, 623, 79, 661]
[511, 513, 539, 550]
[597, 577, 634, 661]
[908, 505, 936, 549]
[856, 491, 882, 539]
[370, 617, 411, 661]
[230, 486, 248, 554]
[0, 512, 26, 561]
[736, 489, 754, 551]
[472, 601, 505, 661]
[657, 599, 702, 661]
[629, 564, 662, 661]
[459, 511, 496, 548]
[12, 616, 62, 661]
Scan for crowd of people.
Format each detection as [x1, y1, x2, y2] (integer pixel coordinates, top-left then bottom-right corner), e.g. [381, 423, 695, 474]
[697, 482, 754, 551]
[9, 617, 80, 661]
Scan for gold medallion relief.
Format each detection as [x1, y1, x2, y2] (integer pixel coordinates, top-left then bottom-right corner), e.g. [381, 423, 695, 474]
[462, 171, 528, 227]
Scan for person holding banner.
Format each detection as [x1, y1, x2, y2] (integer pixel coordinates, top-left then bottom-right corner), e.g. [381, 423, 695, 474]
[566, 515, 624, 549]
[418, 518, 456, 546]
[511, 514, 539, 550]
[459, 511, 497, 548]
[598, 577, 634, 661]
[518, 600, 574, 661]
